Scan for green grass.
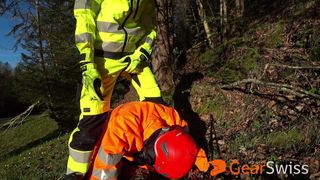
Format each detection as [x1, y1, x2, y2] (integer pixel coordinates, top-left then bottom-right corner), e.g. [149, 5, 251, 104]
[266, 22, 285, 48]
[229, 131, 258, 154]
[0, 133, 68, 180]
[0, 113, 59, 158]
[266, 128, 304, 150]
[192, 86, 228, 118]
[0, 113, 68, 179]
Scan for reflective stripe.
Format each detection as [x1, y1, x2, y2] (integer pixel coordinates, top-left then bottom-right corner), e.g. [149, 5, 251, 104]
[92, 168, 119, 180]
[97, 149, 122, 165]
[75, 33, 93, 43]
[95, 41, 136, 53]
[74, 0, 100, 11]
[74, 0, 91, 9]
[96, 21, 120, 34]
[94, 49, 132, 59]
[100, 42, 123, 52]
[96, 21, 145, 36]
[126, 27, 145, 36]
[145, 37, 153, 46]
[69, 148, 92, 163]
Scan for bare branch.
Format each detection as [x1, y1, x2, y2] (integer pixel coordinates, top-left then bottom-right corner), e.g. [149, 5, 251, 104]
[261, 63, 320, 79]
[1, 101, 40, 133]
[267, 63, 320, 69]
[219, 79, 320, 99]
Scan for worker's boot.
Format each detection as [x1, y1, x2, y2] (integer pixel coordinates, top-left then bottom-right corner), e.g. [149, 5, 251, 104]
[62, 172, 83, 180]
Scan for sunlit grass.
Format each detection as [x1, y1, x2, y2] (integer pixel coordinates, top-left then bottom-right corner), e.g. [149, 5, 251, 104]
[0, 113, 59, 158]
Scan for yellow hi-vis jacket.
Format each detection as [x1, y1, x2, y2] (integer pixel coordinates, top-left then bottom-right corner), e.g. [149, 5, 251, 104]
[74, 0, 157, 61]
[88, 102, 210, 180]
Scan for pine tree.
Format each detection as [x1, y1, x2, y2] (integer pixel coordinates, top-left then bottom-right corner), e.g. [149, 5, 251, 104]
[2, 0, 80, 129]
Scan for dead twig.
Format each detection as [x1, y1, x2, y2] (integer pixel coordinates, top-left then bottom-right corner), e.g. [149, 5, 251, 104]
[260, 63, 320, 79]
[1, 101, 40, 133]
[209, 114, 222, 160]
[219, 79, 320, 99]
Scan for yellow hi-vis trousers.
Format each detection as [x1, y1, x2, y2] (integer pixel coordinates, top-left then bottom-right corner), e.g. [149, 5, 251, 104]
[66, 57, 162, 175]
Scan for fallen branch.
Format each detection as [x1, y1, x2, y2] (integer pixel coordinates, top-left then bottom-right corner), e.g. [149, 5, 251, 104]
[219, 79, 320, 99]
[260, 63, 320, 79]
[1, 101, 40, 133]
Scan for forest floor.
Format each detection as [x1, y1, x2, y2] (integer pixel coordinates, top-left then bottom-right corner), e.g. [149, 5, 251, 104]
[166, 1, 320, 179]
[0, 1, 319, 180]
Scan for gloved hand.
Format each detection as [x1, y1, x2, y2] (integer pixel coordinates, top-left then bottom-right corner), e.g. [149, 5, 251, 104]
[125, 48, 151, 74]
[80, 62, 104, 101]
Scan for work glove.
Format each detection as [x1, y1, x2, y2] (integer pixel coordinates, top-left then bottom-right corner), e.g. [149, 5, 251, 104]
[125, 48, 151, 74]
[80, 61, 104, 101]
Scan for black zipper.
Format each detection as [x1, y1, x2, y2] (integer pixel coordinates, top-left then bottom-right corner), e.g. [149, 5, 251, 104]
[119, 0, 133, 55]
[133, 0, 140, 19]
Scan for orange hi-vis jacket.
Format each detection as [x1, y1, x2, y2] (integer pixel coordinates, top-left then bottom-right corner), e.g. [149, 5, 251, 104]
[89, 101, 210, 180]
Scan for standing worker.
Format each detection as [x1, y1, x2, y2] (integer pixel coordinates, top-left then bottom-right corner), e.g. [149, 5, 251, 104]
[65, 0, 163, 178]
[70, 101, 210, 179]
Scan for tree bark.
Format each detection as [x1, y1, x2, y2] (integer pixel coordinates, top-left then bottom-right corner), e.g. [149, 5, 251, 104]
[220, 0, 227, 43]
[235, 0, 244, 17]
[196, 0, 214, 48]
[153, 0, 174, 91]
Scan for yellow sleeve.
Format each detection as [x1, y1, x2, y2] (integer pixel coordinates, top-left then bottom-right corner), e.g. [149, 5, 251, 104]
[74, 0, 102, 62]
[137, 0, 157, 57]
[139, 28, 157, 57]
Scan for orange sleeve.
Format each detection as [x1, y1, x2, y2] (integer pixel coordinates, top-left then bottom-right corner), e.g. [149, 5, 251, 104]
[163, 106, 188, 128]
[90, 116, 128, 180]
[194, 148, 210, 172]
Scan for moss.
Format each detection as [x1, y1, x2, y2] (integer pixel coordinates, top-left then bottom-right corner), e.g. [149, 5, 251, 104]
[219, 68, 244, 83]
[229, 132, 257, 154]
[266, 23, 284, 48]
[195, 97, 226, 118]
[214, 47, 260, 83]
[308, 87, 320, 94]
[198, 45, 226, 69]
[266, 128, 304, 150]
[294, 40, 305, 48]
[267, 154, 280, 163]
[240, 48, 259, 71]
[161, 89, 175, 106]
[192, 89, 228, 120]
[252, 120, 262, 131]
[199, 37, 248, 70]
[292, 53, 309, 62]
[310, 47, 320, 61]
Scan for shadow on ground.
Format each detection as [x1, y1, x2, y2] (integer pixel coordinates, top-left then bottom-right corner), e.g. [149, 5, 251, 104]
[0, 129, 63, 161]
[173, 72, 208, 150]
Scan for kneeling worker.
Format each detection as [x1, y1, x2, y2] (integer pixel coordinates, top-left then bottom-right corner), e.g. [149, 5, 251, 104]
[66, 101, 210, 179]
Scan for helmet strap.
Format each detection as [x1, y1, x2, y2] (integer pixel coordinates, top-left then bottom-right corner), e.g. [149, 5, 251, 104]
[134, 127, 170, 166]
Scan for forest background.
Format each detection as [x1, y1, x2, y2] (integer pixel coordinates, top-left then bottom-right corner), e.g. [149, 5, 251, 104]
[0, 0, 319, 179]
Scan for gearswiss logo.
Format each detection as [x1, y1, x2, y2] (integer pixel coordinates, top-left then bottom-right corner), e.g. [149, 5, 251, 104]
[208, 159, 309, 176]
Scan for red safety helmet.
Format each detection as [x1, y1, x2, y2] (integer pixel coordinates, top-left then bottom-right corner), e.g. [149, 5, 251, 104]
[153, 127, 198, 179]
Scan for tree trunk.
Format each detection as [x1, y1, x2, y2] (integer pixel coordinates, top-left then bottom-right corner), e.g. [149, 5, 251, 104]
[35, 0, 54, 109]
[220, 0, 228, 43]
[153, 0, 174, 91]
[196, 0, 214, 48]
[235, 0, 244, 17]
